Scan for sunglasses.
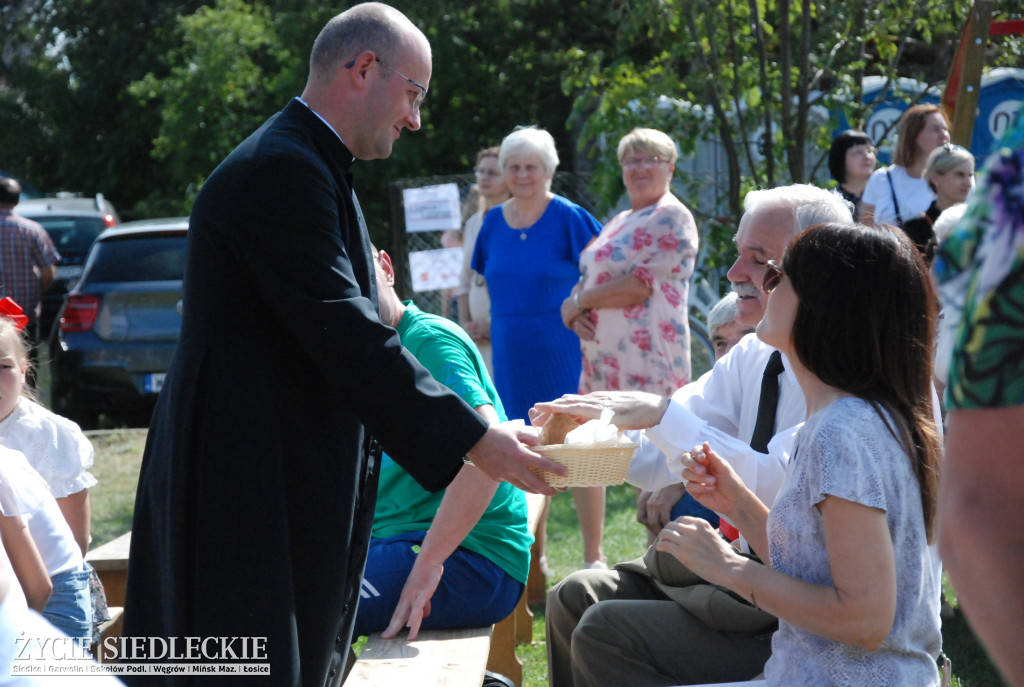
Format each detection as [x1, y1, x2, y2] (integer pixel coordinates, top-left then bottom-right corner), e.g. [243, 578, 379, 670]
[940, 142, 969, 154]
[762, 260, 784, 294]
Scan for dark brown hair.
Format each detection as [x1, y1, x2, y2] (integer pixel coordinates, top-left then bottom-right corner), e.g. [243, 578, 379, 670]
[893, 104, 949, 168]
[784, 222, 940, 539]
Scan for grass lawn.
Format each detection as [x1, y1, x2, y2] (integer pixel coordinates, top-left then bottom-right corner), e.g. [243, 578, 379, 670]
[89, 433, 1005, 686]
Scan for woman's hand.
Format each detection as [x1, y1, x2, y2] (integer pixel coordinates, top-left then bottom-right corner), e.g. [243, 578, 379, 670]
[572, 312, 596, 341]
[681, 442, 751, 519]
[655, 516, 742, 586]
[533, 391, 670, 430]
[561, 290, 583, 329]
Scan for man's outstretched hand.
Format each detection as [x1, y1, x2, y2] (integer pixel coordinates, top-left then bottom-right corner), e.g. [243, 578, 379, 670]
[466, 424, 566, 495]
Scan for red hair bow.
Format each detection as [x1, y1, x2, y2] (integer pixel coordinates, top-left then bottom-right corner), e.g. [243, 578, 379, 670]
[0, 297, 29, 332]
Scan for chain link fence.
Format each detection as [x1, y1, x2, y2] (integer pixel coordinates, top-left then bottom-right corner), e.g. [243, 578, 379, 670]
[386, 172, 718, 378]
[386, 172, 600, 317]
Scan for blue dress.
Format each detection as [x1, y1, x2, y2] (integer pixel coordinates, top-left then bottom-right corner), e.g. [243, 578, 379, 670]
[472, 195, 601, 420]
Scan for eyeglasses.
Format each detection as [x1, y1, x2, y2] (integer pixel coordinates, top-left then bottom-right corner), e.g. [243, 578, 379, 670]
[344, 56, 427, 112]
[762, 260, 784, 294]
[620, 156, 670, 170]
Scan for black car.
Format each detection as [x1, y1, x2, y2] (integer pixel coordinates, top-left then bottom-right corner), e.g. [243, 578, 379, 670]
[17, 194, 120, 339]
[49, 217, 187, 428]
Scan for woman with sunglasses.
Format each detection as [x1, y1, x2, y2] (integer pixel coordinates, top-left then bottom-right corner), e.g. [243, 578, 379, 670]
[861, 104, 950, 228]
[657, 223, 943, 685]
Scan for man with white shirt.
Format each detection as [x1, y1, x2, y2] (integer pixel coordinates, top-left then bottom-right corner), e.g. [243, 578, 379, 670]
[539, 185, 852, 687]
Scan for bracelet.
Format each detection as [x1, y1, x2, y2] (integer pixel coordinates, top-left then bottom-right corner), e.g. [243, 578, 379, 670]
[573, 289, 583, 311]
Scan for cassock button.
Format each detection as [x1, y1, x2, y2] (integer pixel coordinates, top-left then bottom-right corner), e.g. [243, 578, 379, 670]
[329, 669, 337, 678]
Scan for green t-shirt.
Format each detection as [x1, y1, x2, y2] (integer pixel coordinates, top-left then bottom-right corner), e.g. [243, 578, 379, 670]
[372, 302, 531, 583]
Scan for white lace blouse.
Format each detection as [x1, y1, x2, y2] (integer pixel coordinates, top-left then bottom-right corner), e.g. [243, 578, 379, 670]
[0, 399, 96, 498]
[764, 397, 942, 686]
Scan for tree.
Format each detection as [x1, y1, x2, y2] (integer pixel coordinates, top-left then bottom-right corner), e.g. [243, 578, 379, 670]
[0, 0, 211, 217]
[127, 0, 312, 209]
[562, 0, 1021, 273]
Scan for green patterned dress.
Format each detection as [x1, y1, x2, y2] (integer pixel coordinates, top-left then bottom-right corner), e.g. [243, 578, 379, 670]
[934, 118, 1024, 409]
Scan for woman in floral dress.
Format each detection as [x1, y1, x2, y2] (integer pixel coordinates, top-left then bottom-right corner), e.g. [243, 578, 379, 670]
[559, 128, 698, 567]
[563, 128, 698, 397]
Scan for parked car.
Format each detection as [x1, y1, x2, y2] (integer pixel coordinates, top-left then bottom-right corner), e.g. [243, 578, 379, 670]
[49, 217, 188, 429]
[17, 193, 120, 339]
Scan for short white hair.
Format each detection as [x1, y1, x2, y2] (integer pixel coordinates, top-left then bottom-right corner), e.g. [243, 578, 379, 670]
[744, 184, 853, 237]
[707, 292, 740, 336]
[499, 126, 559, 175]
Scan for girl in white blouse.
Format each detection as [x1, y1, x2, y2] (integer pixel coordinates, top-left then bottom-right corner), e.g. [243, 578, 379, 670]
[0, 311, 96, 556]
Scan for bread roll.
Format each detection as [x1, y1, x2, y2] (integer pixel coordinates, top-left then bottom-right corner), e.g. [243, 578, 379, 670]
[540, 414, 581, 445]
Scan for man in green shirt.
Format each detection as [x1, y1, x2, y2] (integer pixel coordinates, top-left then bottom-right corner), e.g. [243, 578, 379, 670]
[353, 247, 531, 640]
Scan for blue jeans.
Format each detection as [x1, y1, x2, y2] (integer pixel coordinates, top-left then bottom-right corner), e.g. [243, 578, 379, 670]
[354, 531, 524, 637]
[43, 566, 92, 640]
[671, 492, 720, 528]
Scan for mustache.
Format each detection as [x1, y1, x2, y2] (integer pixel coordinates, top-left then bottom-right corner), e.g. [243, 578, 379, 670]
[732, 282, 761, 298]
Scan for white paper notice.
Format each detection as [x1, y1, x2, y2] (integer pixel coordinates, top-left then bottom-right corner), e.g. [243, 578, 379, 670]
[407, 247, 463, 292]
[403, 183, 462, 232]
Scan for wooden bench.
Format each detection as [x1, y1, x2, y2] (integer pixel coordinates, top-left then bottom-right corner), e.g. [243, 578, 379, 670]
[347, 492, 548, 686]
[85, 531, 132, 662]
[87, 493, 551, 682]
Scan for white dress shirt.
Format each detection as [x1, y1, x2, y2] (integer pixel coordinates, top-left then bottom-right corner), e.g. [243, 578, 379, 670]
[626, 333, 805, 508]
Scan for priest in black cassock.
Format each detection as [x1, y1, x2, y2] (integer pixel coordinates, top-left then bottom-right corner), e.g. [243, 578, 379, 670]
[121, 5, 562, 686]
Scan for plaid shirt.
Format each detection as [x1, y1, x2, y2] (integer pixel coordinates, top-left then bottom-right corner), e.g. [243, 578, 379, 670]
[0, 209, 61, 318]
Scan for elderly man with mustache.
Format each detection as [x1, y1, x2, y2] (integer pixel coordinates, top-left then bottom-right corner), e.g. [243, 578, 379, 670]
[538, 184, 853, 687]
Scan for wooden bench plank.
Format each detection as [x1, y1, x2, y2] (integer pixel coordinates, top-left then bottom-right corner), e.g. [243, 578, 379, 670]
[86, 531, 132, 608]
[347, 627, 492, 686]
[349, 491, 547, 686]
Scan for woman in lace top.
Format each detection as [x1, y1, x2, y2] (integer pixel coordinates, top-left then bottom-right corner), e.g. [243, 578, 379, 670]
[657, 223, 943, 686]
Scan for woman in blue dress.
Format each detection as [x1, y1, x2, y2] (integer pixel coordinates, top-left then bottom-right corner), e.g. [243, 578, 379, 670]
[472, 126, 603, 567]
[472, 126, 601, 423]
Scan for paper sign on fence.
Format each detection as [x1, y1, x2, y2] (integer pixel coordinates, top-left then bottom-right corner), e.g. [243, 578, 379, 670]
[403, 183, 462, 232]
[407, 247, 463, 292]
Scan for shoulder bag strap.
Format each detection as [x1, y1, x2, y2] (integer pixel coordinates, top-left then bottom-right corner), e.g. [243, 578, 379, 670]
[885, 168, 903, 227]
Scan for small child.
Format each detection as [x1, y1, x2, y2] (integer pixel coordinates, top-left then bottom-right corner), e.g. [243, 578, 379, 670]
[0, 300, 94, 639]
[0, 301, 96, 556]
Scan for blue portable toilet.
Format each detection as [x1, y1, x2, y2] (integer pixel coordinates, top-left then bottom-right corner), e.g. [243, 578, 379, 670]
[973, 68, 1024, 158]
[833, 70, 1024, 165]
[832, 77, 941, 165]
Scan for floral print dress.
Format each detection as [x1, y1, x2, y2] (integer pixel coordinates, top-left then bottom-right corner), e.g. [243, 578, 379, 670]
[578, 192, 699, 396]
[934, 118, 1024, 409]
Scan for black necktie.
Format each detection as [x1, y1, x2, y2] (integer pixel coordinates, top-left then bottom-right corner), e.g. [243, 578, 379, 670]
[750, 350, 784, 453]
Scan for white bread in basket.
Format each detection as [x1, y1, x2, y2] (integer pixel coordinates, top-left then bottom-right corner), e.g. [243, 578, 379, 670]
[532, 412, 637, 488]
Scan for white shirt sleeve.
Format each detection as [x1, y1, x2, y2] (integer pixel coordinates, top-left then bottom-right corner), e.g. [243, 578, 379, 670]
[624, 334, 805, 508]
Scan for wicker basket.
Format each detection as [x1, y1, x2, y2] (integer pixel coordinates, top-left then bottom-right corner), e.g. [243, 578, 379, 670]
[531, 442, 638, 488]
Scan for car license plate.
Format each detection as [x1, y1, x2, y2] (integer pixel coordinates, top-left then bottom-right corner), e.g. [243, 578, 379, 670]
[144, 373, 166, 393]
